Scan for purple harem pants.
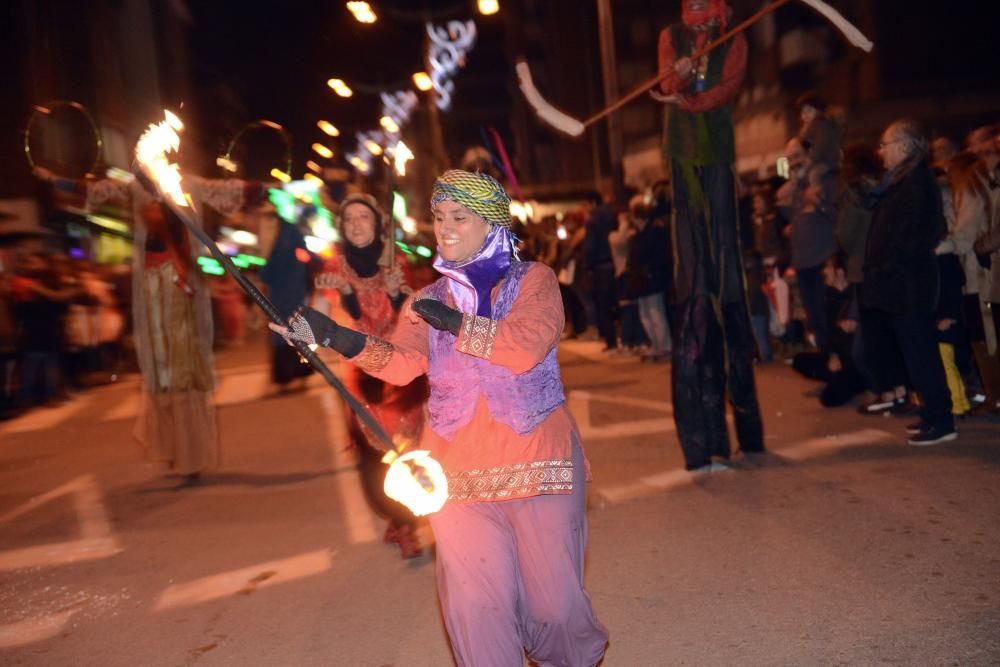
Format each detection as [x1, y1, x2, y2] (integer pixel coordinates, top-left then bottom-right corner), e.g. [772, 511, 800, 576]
[429, 439, 608, 667]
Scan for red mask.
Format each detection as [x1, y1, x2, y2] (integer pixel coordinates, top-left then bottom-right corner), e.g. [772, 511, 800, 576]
[682, 0, 728, 30]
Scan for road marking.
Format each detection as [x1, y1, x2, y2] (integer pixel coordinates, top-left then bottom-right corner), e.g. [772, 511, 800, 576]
[152, 550, 333, 611]
[595, 428, 897, 504]
[779, 428, 897, 460]
[0, 394, 93, 436]
[0, 609, 79, 649]
[560, 340, 638, 363]
[0, 474, 122, 571]
[320, 392, 379, 544]
[568, 390, 676, 441]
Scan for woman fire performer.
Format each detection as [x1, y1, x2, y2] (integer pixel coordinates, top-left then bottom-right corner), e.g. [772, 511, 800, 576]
[272, 170, 608, 666]
[316, 192, 427, 559]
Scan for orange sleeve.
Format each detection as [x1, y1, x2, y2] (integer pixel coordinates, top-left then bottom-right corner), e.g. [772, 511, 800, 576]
[455, 264, 564, 374]
[678, 32, 747, 114]
[349, 295, 429, 385]
[657, 28, 687, 96]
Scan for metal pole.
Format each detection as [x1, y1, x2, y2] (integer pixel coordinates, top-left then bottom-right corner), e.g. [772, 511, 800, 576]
[596, 0, 626, 204]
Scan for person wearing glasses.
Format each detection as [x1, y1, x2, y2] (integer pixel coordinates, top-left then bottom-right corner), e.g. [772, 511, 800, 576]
[863, 119, 955, 444]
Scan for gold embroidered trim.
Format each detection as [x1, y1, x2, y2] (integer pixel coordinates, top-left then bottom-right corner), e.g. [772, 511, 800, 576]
[353, 336, 394, 373]
[458, 314, 498, 359]
[447, 459, 574, 502]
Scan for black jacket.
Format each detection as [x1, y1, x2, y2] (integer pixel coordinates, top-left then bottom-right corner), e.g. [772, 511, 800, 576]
[861, 160, 945, 315]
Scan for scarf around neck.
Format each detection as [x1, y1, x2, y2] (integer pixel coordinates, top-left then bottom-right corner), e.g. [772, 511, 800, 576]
[432, 226, 515, 318]
[343, 234, 384, 278]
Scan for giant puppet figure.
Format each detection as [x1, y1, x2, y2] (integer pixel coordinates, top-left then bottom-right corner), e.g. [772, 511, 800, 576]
[656, 0, 765, 470]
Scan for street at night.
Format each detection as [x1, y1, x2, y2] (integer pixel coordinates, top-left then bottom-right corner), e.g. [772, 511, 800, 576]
[3, 0, 1000, 665]
[1, 333, 998, 665]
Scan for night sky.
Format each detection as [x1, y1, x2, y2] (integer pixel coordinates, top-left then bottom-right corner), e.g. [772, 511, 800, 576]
[186, 1, 508, 178]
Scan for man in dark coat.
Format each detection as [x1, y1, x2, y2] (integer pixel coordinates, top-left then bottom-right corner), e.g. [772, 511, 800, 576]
[863, 119, 955, 445]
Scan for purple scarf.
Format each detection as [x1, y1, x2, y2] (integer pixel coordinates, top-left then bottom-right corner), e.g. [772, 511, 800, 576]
[433, 226, 515, 317]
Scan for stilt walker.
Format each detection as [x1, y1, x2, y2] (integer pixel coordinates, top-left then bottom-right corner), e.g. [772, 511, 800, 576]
[655, 0, 764, 470]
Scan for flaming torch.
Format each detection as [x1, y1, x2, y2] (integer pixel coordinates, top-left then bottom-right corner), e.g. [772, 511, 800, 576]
[133, 110, 447, 516]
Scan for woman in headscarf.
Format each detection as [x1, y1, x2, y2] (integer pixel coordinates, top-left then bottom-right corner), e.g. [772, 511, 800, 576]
[272, 171, 608, 667]
[315, 192, 427, 559]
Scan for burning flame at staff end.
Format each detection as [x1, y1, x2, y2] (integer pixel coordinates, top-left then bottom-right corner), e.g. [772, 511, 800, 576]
[135, 110, 188, 208]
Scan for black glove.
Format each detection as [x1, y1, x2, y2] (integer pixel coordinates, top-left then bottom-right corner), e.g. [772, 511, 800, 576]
[412, 299, 463, 335]
[283, 306, 366, 357]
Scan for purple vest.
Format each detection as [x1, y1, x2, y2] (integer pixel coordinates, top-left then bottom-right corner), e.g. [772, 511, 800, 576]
[425, 261, 566, 440]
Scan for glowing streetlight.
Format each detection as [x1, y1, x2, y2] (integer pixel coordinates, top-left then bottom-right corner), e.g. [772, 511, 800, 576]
[312, 143, 334, 159]
[379, 116, 400, 134]
[327, 79, 354, 98]
[317, 120, 340, 136]
[478, 0, 499, 15]
[346, 2, 377, 23]
[412, 71, 433, 92]
[392, 140, 414, 177]
[349, 156, 371, 174]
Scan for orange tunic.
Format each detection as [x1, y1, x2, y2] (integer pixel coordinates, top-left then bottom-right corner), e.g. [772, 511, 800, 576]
[347, 263, 586, 502]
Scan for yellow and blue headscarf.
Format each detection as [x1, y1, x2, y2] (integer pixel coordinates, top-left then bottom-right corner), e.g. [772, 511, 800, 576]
[430, 169, 511, 229]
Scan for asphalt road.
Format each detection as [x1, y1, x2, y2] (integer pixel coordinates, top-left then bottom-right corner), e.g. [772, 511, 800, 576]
[1, 334, 998, 666]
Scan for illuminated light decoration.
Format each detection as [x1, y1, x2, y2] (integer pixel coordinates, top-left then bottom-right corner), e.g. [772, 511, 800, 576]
[197, 256, 226, 276]
[231, 255, 251, 269]
[379, 116, 400, 134]
[105, 166, 135, 183]
[391, 140, 414, 177]
[392, 192, 408, 222]
[294, 247, 312, 264]
[216, 156, 238, 172]
[400, 216, 417, 235]
[304, 235, 330, 254]
[346, 91, 419, 175]
[478, 0, 499, 15]
[346, 1, 377, 24]
[317, 120, 340, 137]
[237, 254, 267, 266]
[412, 71, 433, 91]
[777, 156, 790, 180]
[221, 227, 259, 246]
[303, 173, 324, 185]
[327, 78, 353, 98]
[364, 139, 383, 156]
[415, 245, 433, 258]
[268, 188, 298, 223]
[556, 225, 568, 240]
[312, 143, 334, 159]
[395, 241, 413, 255]
[306, 160, 321, 173]
[383, 450, 448, 517]
[509, 200, 534, 224]
[426, 20, 477, 111]
[85, 214, 130, 235]
[270, 167, 291, 183]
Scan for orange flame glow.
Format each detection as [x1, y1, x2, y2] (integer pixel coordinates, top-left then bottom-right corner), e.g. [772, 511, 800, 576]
[383, 451, 449, 517]
[135, 110, 187, 207]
